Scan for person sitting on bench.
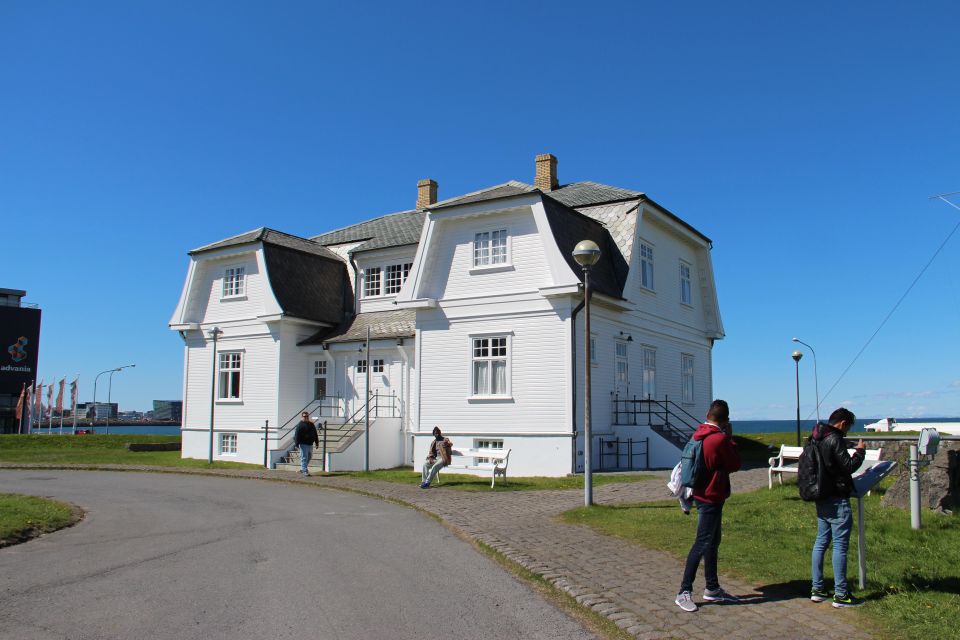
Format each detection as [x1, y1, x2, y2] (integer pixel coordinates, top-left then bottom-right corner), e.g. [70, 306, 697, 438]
[420, 426, 452, 489]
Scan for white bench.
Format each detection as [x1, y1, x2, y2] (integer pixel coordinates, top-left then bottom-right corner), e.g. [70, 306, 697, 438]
[437, 448, 512, 488]
[768, 445, 883, 489]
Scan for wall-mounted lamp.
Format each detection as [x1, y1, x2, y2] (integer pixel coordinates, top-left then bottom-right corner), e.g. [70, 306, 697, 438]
[396, 338, 404, 346]
[619, 331, 633, 342]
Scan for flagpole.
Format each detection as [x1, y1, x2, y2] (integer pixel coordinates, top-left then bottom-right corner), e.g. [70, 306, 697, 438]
[17, 383, 25, 435]
[72, 376, 79, 433]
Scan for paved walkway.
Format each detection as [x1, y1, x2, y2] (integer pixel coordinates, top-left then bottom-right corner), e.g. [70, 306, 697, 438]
[2, 463, 871, 639]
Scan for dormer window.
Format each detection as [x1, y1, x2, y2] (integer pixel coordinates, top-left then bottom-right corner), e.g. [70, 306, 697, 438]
[364, 267, 382, 297]
[222, 266, 245, 298]
[385, 263, 412, 295]
[473, 229, 508, 267]
[363, 262, 412, 298]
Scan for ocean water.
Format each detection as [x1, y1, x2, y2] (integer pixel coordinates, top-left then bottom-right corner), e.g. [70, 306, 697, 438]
[733, 417, 960, 435]
[31, 424, 182, 436]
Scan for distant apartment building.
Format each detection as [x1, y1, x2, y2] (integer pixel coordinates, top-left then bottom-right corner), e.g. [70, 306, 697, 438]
[152, 400, 183, 422]
[76, 402, 118, 420]
[1, 288, 42, 434]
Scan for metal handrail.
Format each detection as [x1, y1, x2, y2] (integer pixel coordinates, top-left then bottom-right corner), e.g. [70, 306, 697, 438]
[612, 395, 699, 442]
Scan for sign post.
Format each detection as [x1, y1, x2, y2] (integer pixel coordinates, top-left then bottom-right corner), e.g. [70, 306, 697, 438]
[852, 460, 897, 589]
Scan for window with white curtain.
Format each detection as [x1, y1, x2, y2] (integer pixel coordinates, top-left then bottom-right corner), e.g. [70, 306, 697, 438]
[472, 336, 508, 396]
[680, 261, 692, 305]
[222, 266, 245, 298]
[681, 354, 695, 404]
[473, 229, 508, 267]
[218, 433, 237, 455]
[217, 352, 242, 400]
[641, 347, 656, 399]
[640, 243, 654, 291]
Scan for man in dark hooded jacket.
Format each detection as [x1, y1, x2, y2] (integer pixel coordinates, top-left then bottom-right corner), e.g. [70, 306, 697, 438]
[810, 407, 865, 608]
[294, 412, 319, 476]
[675, 399, 742, 612]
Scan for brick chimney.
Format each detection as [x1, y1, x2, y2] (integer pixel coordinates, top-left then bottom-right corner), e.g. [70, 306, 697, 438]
[416, 179, 438, 209]
[534, 153, 558, 191]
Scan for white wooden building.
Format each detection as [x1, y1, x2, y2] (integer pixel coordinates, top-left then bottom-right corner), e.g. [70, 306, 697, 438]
[169, 154, 724, 475]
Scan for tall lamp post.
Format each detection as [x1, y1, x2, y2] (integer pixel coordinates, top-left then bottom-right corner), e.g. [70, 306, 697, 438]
[106, 364, 136, 434]
[792, 350, 803, 446]
[209, 326, 223, 464]
[573, 239, 601, 507]
[92, 368, 115, 429]
[792, 337, 820, 424]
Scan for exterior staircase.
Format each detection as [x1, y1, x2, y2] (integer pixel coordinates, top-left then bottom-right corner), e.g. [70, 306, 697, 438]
[275, 419, 368, 472]
[273, 390, 402, 472]
[611, 396, 699, 449]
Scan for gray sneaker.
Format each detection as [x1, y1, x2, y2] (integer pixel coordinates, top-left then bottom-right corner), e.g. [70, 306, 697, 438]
[675, 591, 698, 612]
[703, 587, 740, 604]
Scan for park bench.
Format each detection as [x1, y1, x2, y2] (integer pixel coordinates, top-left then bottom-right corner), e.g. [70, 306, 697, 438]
[437, 448, 512, 488]
[768, 445, 883, 489]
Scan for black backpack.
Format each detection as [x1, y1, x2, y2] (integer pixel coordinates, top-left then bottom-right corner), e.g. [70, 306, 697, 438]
[797, 436, 825, 501]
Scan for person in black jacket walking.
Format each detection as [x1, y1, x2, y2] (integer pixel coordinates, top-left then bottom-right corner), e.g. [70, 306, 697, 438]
[810, 407, 865, 608]
[294, 412, 319, 476]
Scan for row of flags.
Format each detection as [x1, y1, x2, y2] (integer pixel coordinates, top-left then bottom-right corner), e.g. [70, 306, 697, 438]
[14, 378, 79, 433]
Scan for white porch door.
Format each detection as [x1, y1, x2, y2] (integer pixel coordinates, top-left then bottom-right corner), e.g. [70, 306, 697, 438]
[348, 353, 394, 417]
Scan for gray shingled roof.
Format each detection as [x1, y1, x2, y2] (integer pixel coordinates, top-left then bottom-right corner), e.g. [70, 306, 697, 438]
[429, 181, 535, 209]
[189, 227, 342, 262]
[549, 181, 644, 208]
[311, 211, 425, 253]
[541, 196, 627, 299]
[299, 310, 416, 345]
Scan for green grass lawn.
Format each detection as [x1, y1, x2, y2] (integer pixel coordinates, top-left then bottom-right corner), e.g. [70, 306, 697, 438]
[562, 483, 960, 640]
[0, 435, 260, 469]
[331, 466, 654, 491]
[0, 493, 76, 546]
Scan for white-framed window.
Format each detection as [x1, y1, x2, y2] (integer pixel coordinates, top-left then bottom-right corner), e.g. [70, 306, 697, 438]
[313, 360, 327, 400]
[640, 243, 654, 291]
[384, 263, 412, 294]
[217, 352, 242, 400]
[680, 261, 692, 306]
[357, 359, 367, 374]
[475, 438, 503, 464]
[364, 262, 412, 297]
[372, 359, 384, 373]
[222, 266, 245, 298]
[615, 341, 629, 394]
[473, 229, 508, 267]
[471, 336, 509, 397]
[641, 346, 656, 399]
[218, 432, 237, 455]
[364, 267, 382, 297]
[681, 354, 695, 404]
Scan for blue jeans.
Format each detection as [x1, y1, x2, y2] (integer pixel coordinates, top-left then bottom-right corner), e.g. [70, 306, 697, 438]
[299, 444, 313, 473]
[812, 497, 853, 596]
[422, 459, 445, 485]
[680, 499, 723, 593]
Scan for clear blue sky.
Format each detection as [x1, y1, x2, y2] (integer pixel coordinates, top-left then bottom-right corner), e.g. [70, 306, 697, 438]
[3, 1, 959, 418]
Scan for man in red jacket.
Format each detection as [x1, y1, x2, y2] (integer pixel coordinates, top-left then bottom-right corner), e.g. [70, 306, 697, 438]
[675, 399, 742, 612]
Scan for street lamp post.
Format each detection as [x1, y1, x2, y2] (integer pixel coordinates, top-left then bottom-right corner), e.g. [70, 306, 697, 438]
[106, 364, 136, 434]
[573, 239, 601, 507]
[92, 368, 115, 429]
[792, 350, 803, 446]
[209, 327, 223, 464]
[792, 337, 820, 424]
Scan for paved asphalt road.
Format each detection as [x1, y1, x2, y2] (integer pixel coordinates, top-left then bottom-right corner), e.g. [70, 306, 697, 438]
[0, 471, 594, 640]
